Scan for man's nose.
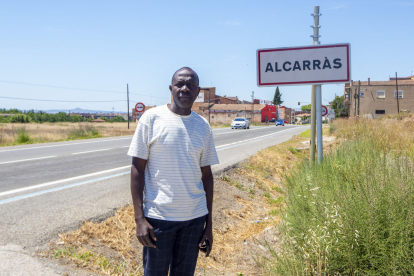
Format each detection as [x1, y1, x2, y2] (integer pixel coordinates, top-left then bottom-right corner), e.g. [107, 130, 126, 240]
[180, 84, 190, 92]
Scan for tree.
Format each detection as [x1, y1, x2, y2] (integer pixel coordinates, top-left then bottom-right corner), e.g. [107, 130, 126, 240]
[273, 86, 283, 105]
[301, 104, 312, 112]
[332, 95, 349, 117]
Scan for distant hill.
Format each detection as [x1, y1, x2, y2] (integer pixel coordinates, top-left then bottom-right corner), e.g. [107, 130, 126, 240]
[45, 107, 127, 114]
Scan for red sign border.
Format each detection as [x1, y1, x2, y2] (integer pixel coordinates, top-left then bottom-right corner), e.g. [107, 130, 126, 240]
[257, 43, 351, 86]
[135, 102, 145, 113]
[322, 105, 328, 116]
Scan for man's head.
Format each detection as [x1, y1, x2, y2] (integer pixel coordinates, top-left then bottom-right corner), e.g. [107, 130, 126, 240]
[169, 67, 200, 110]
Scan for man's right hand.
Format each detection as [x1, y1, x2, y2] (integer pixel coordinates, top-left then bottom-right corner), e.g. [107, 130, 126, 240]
[136, 217, 157, 248]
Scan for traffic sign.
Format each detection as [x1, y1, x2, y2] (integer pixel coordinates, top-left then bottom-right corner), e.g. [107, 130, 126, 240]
[135, 102, 145, 113]
[257, 43, 351, 86]
[322, 105, 328, 116]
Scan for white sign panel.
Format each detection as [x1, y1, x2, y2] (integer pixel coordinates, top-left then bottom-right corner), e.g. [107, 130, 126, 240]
[195, 92, 204, 103]
[257, 43, 351, 86]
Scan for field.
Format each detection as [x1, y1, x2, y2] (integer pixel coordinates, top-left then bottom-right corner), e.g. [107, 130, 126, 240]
[0, 122, 137, 146]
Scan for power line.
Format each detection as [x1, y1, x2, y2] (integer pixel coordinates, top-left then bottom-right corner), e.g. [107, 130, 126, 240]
[0, 96, 126, 103]
[0, 80, 170, 100]
[0, 80, 125, 94]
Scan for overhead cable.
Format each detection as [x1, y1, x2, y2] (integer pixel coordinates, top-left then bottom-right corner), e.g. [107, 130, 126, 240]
[0, 80, 170, 99]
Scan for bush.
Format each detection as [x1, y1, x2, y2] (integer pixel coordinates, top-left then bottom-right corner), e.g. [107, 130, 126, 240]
[16, 128, 30, 143]
[264, 138, 414, 275]
[8, 114, 30, 123]
[67, 125, 100, 140]
[107, 116, 126, 123]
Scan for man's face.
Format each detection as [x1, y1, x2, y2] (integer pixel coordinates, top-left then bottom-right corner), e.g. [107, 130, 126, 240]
[169, 69, 200, 109]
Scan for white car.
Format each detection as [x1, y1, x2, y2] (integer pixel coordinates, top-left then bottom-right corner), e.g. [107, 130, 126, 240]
[231, 118, 250, 129]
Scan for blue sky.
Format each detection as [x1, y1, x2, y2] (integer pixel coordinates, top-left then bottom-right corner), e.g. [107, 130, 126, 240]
[0, 0, 413, 112]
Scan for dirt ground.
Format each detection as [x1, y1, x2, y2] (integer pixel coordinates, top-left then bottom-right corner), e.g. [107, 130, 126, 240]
[45, 133, 339, 275]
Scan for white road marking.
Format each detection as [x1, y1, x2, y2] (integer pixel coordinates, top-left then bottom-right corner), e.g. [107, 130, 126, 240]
[0, 165, 131, 197]
[0, 156, 56, 165]
[72, 148, 113, 155]
[0, 136, 133, 153]
[216, 128, 298, 148]
[0, 171, 130, 205]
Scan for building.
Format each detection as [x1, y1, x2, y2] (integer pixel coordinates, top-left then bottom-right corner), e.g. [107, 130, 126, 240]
[132, 106, 156, 121]
[207, 104, 264, 123]
[344, 76, 414, 118]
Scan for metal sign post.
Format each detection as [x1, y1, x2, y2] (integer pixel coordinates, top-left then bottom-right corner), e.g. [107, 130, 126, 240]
[311, 6, 323, 163]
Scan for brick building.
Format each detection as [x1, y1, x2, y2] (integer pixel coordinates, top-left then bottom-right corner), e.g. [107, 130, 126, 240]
[344, 76, 414, 118]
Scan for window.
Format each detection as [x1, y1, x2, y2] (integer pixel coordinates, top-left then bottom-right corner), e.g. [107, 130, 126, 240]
[228, 114, 231, 117]
[229, 101, 232, 104]
[360, 90, 364, 98]
[394, 90, 403, 98]
[212, 116, 214, 118]
[218, 101, 221, 104]
[375, 110, 385, 114]
[377, 91, 385, 99]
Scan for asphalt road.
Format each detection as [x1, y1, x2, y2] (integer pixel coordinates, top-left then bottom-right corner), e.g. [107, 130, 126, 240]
[0, 124, 308, 248]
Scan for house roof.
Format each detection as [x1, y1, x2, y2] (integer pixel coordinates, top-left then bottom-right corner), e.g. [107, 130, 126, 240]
[210, 104, 266, 111]
[349, 80, 414, 86]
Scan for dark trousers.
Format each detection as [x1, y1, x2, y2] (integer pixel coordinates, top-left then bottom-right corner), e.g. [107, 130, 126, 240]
[143, 215, 206, 276]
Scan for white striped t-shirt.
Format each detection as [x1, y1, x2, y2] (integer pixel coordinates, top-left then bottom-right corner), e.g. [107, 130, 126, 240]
[127, 104, 219, 221]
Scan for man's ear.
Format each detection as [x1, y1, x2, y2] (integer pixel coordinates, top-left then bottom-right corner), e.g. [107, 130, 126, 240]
[169, 85, 172, 92]
[196, 87, 200, 97]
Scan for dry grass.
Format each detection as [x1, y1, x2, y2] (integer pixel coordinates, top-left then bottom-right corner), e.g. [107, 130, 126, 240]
[47, 132, 329, 275]
[0, 122, 137, 146]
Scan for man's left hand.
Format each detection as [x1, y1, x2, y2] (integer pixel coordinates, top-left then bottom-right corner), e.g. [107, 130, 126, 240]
[199, 224, 213, 250]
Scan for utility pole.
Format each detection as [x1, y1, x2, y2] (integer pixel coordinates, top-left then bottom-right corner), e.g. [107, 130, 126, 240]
[127, 84, 130, 129]
[395, 72, 400, 114]
[68, 110, 70, 122]
[251, 91, 254, 124]
[357, 80, 361, 117]
[208, 89, 211, 124]
[310, 6, 323, 162]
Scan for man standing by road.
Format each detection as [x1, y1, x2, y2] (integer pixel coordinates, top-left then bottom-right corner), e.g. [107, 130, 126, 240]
[128, 67, 219, 275]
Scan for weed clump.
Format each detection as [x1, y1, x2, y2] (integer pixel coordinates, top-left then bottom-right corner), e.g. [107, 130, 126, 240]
[67, 124, 100, 140]
[16, 128, 30, 143]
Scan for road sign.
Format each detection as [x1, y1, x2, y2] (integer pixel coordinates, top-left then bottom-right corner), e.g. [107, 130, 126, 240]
[257, 43, 351, 86]
[322, 105, 328, 116]
[135, 102, 145, 113]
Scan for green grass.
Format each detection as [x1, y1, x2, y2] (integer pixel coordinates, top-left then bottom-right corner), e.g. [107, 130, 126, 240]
[16, 127, 30, 143]
[298, 129, 311, 139]
[52, 246, 142, 275]
[67, 125, 100, 140]
[262, 139, 414, 275]
[222, 174, 244, 190]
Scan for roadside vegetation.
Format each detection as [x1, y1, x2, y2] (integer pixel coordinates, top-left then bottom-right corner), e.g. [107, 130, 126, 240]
[0, 122, 136, 146]
[260, 116, 414, 275]
[0, 108, 126, 123]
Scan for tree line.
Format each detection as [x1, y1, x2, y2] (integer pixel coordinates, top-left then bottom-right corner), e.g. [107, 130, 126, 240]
[0, 109, 126, 123]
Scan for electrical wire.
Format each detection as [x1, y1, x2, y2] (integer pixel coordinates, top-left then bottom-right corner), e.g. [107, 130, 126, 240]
[0, 96, 126, 103]
[0, 80, 170, 100]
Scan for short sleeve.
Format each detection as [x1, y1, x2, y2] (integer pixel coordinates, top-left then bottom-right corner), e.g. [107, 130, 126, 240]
[200, 129, 219, 167]
[127, 120, 149, 160]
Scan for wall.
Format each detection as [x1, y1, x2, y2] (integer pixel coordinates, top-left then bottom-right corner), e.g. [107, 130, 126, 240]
[345, 81, 414, 117]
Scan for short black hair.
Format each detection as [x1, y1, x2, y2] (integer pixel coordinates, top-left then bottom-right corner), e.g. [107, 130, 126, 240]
[171, 67, 199, 86]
